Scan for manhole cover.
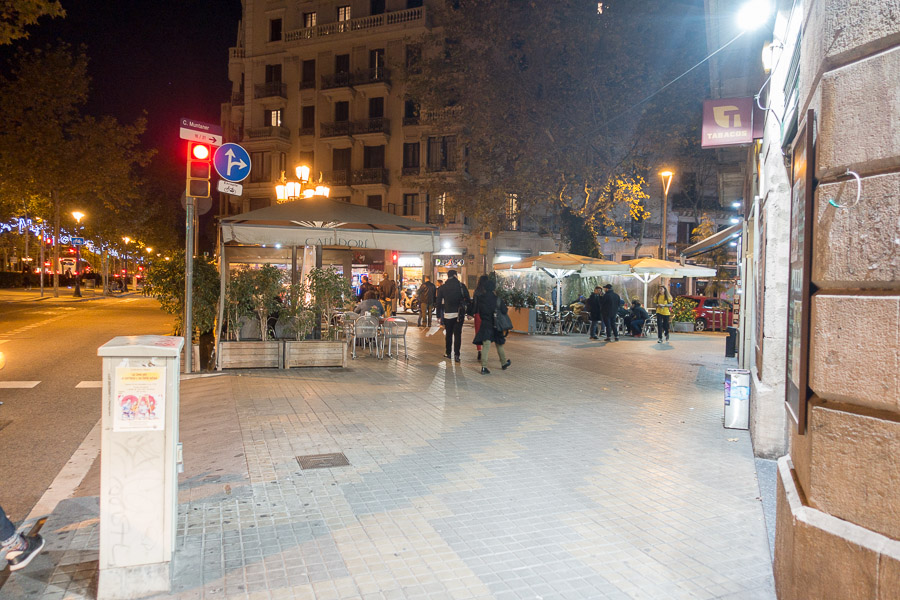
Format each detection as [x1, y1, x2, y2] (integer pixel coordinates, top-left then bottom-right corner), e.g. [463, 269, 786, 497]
[297, 452, 350, 470]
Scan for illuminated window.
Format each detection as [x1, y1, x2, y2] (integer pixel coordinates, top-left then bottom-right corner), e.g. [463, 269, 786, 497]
[506, 193, 520, 231]
[303, 11, 317, 27]
[264, 109, 282, 127]
[338, 5, 351, 21]
[597, 2, 603, 14]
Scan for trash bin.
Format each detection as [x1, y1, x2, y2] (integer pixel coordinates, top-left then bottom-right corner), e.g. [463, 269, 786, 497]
[725, 326, 738, 357]
[724, 368, 750, 429]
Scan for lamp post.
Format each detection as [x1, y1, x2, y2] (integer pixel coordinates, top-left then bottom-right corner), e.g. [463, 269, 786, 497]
[658, 170, 674, 260]
[275, 164, 330, 203]
[72, 211, 85, 297]
[122, 236, 131, 291]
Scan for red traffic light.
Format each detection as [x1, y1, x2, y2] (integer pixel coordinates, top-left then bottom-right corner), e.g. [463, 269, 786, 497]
[391, 252, 398, 264]
[186, 142, 212, 198]
[190, 142, 210, 160]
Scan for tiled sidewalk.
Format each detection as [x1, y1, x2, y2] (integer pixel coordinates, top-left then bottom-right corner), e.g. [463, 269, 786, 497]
[2, 322, 775, 599]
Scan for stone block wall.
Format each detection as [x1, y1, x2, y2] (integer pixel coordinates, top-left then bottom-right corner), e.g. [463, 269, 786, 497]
[774, 0, 900, 597]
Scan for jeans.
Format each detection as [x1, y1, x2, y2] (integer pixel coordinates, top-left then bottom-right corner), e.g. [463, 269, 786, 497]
[444, 316, 463, 357]
[481, 339, 507, 367]
[602, 315, 617, 339]
[630, 319, 645, 335]
[1, 504, 17, 544]
[590, 320, 600, 338]
[657, 313, 670, 339]
[418, 303, 433, 327]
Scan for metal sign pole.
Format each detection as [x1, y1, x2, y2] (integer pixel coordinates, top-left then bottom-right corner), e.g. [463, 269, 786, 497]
[184, 196, 195, 373]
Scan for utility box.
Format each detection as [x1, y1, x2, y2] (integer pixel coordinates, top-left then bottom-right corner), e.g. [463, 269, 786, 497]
[724, 368, 751, 430]
[97, 335, 184, 599]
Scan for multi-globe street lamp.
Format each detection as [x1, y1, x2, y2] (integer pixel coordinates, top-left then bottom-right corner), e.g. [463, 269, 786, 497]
[658, 170, 674, 260]
[72, 211, 85, 297]
[275, 165, 330, 202]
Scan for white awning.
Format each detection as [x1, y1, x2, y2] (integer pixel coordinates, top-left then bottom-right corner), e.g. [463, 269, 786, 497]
[680, 224, 742, 259]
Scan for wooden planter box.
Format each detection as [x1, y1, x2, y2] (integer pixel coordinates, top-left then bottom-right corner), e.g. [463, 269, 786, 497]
[672, 321, 695, 333]
[284, 340, 347, 368]
[218, 340, 283, 369]
[508, 307, 537, 334]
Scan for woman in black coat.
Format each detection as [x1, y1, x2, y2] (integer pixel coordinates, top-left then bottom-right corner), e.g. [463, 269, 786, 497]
[472, 279, 511, 374]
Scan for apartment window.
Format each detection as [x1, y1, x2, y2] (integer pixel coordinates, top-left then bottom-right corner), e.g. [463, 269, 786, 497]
[334, 101, 349, 122]
[303, 11, 317, 27]
[506, 193, 520, 231]
[370, 0, 386, 15]
[335, 54, 350, 74]
[264, 109, 282, 127]
[402, 143, 420, 168]
[407, 0, 423, 7]
[363, 145, 385, 169]
[332, 148, 351, 171]
[368, 97, 384, 119]
[367, 195, 382, 211]
[369, 48, 385, 78]
[300, 106, 315, 133]
[301, 59, 316, 88]
[405, 44, 421, 73]
[403, 193, 419, 216]
[427, 136, 457, 171]
[277, 152, 286, 178]
[403, 100, 419, 125]
[337, 5, 351, 23]
[250, 151, 270, 183]
[269, 18, 282, 42]
[265, 64, 282, 83]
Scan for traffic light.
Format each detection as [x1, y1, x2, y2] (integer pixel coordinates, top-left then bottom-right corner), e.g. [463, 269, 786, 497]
[186, 142, 212, 198]
[391, 251, 398, 265]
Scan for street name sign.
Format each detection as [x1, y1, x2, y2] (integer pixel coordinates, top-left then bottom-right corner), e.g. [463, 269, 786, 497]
[179, 118, 223, 146]
[72, 237, 84, 246]
[213, 143, 252, 182]
[217, 180, 243, 196]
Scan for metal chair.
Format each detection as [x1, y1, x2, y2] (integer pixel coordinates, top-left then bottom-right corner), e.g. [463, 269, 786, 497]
[642, 313, 658, 337]
[352, 316, 380, 358]
[381, 317, 408, 359]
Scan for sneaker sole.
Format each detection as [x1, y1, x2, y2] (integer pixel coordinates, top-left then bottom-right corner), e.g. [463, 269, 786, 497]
[8, 537, 44, 571]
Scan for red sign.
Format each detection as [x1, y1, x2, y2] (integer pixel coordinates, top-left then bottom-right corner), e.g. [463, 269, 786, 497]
[702, 98, 754, 148]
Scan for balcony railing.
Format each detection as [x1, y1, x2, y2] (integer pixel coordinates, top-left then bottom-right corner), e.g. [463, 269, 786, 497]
[231, 92, 244, 106]
[402, 115, 420, 126]
[352, 168, 389, 185]
[299, 126, 315, 136]
[351, 117, 390, 135]
[323, 170, 351, 186]
[425, 163, 456, 173]
[351, 67, 390, 87]
[247, 126, 290, 140]
[284, 7, 425, 42]
[321, 71, 351, 90]
[299, 79, 316, 90]
[401, 165, 420, 176]
[254, 82, 287, 99]
[320, 121, 351, 138]
[422, 106, 463, 122]
[229, 47, 244, 59]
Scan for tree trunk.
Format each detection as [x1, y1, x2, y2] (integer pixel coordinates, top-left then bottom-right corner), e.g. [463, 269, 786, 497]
[633, 219, 647, 259]
[52, 189, 60, 297]
[102, 247, 109, 296]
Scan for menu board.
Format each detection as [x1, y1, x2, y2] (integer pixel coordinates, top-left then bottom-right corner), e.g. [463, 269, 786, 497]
[785, 109, 816, 434]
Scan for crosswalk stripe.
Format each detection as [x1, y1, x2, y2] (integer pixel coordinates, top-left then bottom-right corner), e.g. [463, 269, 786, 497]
[75, 381, 102, 388]
[0, 381, 40, 388]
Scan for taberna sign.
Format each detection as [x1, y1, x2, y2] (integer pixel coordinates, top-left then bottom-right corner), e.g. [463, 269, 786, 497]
[701, 98, 761, 148]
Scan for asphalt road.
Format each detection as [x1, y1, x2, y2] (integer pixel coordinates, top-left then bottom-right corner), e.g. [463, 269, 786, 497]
[0, 294, 173, 522]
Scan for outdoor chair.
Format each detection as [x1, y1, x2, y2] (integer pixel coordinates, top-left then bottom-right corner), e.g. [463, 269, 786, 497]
[352, 316, 380, 359]
[381, 317, 409, 359]
[642, 313, 658, 337]
[237, 316, 261, 340]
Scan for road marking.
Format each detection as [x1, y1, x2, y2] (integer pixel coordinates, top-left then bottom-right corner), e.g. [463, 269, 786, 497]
[0, 381, 40, 388]
[76, 381, 102, 388]
[26, 419, 101, 523]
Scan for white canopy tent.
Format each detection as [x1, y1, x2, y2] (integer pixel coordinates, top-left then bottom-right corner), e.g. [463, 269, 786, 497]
[502, 253, 631, 319]
[623, 258, 717, 306]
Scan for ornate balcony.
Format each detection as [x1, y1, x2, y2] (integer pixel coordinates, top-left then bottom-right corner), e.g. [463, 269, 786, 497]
[402, 166, 420, 176]
[229, 47, 245, 59]
[321, 72, 351, 90]
[284, 7, 426, 43]
[352, 168, 389, 186]
[254, 82, 287, 99]
[320, 121, 351, 138]
[351, 117, 390, 136]
[247, 126, 290, 140]
[299, 79, 316, 90]
[323, 170, 351, 187]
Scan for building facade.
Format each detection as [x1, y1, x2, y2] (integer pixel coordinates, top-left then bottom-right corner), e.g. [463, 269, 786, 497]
[221, 0, 558, 292]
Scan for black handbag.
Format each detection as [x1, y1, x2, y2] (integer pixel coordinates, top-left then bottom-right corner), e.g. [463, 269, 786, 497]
[494, 304, 513, 333]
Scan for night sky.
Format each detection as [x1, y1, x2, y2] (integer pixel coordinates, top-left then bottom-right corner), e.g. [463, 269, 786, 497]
[2, 0, 243, 172]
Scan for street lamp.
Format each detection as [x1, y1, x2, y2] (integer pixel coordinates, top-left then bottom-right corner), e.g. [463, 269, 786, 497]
[122, 236, 131, 291]
[72, 211, 85, 297]
[658, 170, 674, 260]
[275, 164, 330, 203]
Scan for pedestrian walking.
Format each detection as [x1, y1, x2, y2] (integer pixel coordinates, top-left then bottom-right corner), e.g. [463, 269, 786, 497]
[417, 276, 436, 327]
[435, 280, 444, 324]
[599, 283, 621, 341]
[1, 504, 44, 571]
[472, 275, 489, 359]
[434, 270, 469, 362]
[379, 275, 398, 317]
[655, 284, 673, 343]
[472, 278, 511, 374]
[586, 286, 603, 339]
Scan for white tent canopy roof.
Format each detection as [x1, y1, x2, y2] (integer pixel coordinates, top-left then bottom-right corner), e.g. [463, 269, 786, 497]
[504, 253, 631, 276]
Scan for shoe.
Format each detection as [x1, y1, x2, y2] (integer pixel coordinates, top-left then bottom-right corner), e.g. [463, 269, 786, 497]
[614, 337, 619, 341]
[589, 337, 598, 340]
[666, 336, 669, 341]
[604, 337, 611, 342]
[501, 359, 511, 370]
[454, 355, 461, 363]
[658, 338, 662, 343]
[481, 367, 490, 374]
[477, 350, 482, 360]
[7, 535, 44, 571]
[443, 353, 452, 359]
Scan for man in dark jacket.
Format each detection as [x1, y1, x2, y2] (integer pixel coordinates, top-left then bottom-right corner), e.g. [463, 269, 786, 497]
[379, 276, 398, 317]
[599, 283, 621, 341]
[628, 299, 649, 336]
[416, 275, 436, 327]
[586, 286, 604, 340]
[434, 270, 469, 361]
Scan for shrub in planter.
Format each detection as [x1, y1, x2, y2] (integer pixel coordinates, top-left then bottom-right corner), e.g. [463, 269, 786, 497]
[226, 265, 284, 341]
[306, 267, 353, 340]
[144, 251, 219, 338]
[672, 297, 698, 332]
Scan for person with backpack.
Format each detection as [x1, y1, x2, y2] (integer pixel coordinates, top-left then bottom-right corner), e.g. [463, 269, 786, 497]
[434, 270, 470, 362]
[472, 278, 511, 374]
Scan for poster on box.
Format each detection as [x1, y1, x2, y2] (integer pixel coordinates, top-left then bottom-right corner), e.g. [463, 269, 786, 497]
[113, 366, 166, 431]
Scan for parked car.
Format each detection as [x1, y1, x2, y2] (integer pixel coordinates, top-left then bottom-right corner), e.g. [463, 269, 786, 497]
[678, 295, 735, 331]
